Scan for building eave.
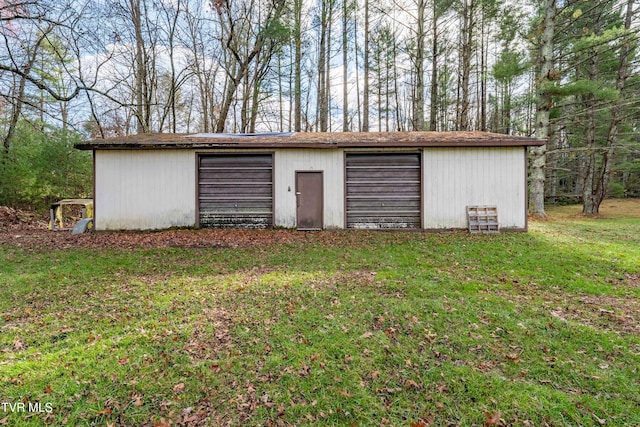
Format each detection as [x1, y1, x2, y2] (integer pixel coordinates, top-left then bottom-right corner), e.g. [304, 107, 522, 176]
[75, 131, 546, 150]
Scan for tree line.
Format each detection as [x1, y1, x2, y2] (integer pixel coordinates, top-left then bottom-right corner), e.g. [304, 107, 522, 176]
[0, 0, 638, 213]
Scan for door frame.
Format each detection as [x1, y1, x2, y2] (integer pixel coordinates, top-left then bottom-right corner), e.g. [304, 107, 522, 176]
[295, 170, 324, 230]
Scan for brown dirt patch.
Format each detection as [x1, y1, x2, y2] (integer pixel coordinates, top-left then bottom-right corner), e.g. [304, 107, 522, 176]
[0, 228, 319, 251]
[626, 273, 640, 289]
[0, 205, 414, 251]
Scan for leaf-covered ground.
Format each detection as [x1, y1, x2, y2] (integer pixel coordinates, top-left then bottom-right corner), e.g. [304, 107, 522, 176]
[1, 200, 639, 426]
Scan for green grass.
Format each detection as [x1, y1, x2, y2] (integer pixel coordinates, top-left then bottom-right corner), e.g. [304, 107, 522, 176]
[1, 203, 639, 426]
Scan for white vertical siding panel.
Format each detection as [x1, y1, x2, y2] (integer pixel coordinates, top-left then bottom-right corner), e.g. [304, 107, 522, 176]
[424, 147, 526, 229]
[95, 150, 196, 230]
[274, 149, 344, 228]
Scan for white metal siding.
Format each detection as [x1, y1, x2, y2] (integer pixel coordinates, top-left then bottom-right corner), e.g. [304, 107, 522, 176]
[423, 147, 526, 229]
[274, 149, 344, 228]
[93, 146, 527, 231]
[95, 150, 196, 230]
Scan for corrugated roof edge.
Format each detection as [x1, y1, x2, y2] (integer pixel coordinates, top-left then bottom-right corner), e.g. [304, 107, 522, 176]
[74, 131, 545, 150]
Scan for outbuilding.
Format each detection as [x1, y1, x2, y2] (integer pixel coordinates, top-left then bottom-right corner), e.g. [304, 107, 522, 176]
[75, 132, 544, 231]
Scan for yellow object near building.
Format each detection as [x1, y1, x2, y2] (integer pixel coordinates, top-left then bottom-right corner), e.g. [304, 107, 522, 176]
[49, 199, 94, 231]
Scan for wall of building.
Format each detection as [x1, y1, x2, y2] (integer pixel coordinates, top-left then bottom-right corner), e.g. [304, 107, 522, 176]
[95, 150, 196, 230]
[273, 149, 344, 228]
[423, 147, 527, 229]
[94, 146, 527, 231]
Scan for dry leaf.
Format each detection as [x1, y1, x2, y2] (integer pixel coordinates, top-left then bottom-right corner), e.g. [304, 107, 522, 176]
[153, 418, 171, 427]
[404, 379, 419, 389]
[484, 410, 501, 426]
[173, 383, 185, 394]
[44, 385, 52, 394]
[337, 389, 352, 398]
[506, 353, 520, 363]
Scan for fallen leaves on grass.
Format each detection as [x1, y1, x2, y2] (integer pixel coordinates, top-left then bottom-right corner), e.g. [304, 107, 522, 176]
[501, 283, 640, 336]
[484, 410, 502, 426]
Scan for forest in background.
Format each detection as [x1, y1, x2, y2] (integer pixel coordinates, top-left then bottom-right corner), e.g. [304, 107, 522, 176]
[0, 0, 638, 214]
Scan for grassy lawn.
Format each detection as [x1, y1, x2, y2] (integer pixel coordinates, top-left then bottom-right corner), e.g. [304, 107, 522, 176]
[1, 200, 639, 426]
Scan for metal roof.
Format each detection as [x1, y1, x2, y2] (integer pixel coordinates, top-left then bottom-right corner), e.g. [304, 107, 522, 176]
[74, 131, 545, 150]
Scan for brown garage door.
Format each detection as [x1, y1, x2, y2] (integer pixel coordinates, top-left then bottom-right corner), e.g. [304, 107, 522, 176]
[198, 154, 273, 228]
[345, 153, 421, 229]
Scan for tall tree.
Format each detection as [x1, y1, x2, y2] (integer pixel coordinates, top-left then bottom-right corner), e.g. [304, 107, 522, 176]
[0, 0, 84, 152]
[412, 0, 426, 131]
[492, 9, 528, 134]
[577, 0, 636, 213]
[316, 0, 332, 132]
[293, 0, 303, 131]
[456, 0, 477, 131]
[341, 0, 351, 131]
[428, 0, 450, 131]
[530, 0, 556, 217]
[362, 0, 370, 131]
[212, 0, 288, 133]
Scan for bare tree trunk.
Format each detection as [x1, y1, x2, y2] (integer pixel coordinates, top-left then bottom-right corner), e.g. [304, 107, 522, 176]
[457, 0, 474, 131]
[185, 4, 211, 133]
[393, 37, 402, 131]
[428, 0, 439, 131]
[317, 0, 328, 132]
[214, 0, 287, 133]
[413, 0, 425, 131]
[1, 30, 47, 154]
[326, 0, 333, 132]
[479, 7, 487, 132]
[342, 0, 349, 131]
[354, 1, 361, 131]
[586, 0, 633, 214]
[531, 0, 556, 217]
[362, 0, 369, 132]
[581, 92, 597, 213]
[129, 0, 152, 133]
[294, 0, 302, 132]
[278, 52, 284, 132]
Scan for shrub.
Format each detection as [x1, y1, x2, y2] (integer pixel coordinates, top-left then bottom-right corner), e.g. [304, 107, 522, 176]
[0, 123, 92, 211]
